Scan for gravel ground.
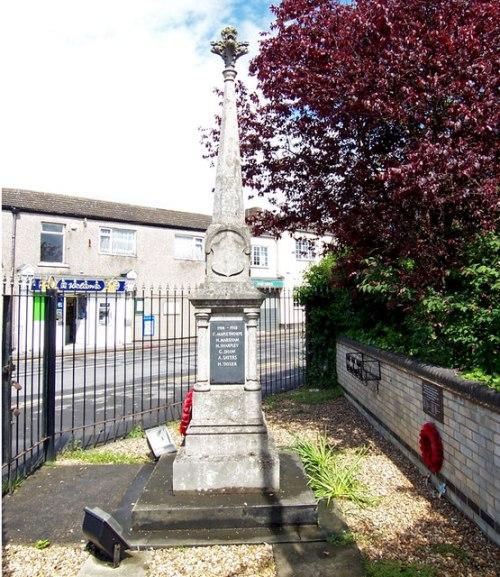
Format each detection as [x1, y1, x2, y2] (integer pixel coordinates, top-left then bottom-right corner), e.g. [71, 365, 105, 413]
[3, 390, 499, 577]
[2, 544, 88, 577]
[149, 544, 275, 577]
[266, 393, 500, 577]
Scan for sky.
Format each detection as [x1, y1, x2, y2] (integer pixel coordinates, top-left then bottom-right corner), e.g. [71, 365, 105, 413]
[0, 1, 274, 215]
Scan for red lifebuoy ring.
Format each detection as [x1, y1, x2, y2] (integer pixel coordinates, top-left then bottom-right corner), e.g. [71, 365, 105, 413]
[419, 422, 444, 473]
[179, 390, 193, 436]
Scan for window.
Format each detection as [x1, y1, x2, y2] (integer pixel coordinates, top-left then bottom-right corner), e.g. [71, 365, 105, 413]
[99, 227, 136, 256]
[77, 296, 88, 319]
[40, 222, 64, 263]
[174, 235, 204, 260]
[251, 245, 269, 268]
[163, 300, 180, 315]
[135, 298, 144, 315]
[295, 239, 315, 261]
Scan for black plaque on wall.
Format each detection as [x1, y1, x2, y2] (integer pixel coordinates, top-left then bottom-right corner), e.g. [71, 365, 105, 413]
[422, 379, 444, 423]
[210, 320, 245, 384]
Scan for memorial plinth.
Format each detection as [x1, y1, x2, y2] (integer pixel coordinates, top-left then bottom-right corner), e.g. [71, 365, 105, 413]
[171, 27, 279, 493]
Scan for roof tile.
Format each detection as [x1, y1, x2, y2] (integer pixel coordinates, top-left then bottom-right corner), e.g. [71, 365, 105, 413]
[2, 188, 211, 231]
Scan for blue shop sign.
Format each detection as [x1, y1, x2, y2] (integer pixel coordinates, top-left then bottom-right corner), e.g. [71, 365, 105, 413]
[32, 278, 126, 292]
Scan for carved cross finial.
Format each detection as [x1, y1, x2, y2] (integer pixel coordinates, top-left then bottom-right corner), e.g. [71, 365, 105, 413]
[211, 27, 249, 69]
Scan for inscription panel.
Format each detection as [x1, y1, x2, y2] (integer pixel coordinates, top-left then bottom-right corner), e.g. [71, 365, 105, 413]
[210, 320, 245, 384]
[422, 380, 444, 423]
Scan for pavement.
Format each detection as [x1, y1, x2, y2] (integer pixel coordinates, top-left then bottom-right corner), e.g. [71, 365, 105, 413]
[2, 463, 150, 544]
[2, 462, 366, 576]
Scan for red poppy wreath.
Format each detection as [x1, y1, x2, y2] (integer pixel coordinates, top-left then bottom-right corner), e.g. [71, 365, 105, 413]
[179, 390, 193, 436]
[419, 422, 444, 473]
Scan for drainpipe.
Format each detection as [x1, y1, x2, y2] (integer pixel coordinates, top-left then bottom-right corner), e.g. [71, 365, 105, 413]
[11, 208, 18, 279]
[8, 209, 19, 353]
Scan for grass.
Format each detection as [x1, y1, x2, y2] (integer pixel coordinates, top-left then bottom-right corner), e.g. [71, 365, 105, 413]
[2, 476, 24, 494]
[293, 434, 376, 507]
[291, 387, 344, 405]
[167, 421, 180, 434]
[428, 543, 470, 562]
[365, 560, 437, 577]
[263, 386, 343, 410]
[61, 449, 146, 464]
[327, 530, 359, 546]
[125, 424, 145, 439]
[34, 539, 51, 550]
[59, 440, 147, 464]
[262, 394, 284, 411]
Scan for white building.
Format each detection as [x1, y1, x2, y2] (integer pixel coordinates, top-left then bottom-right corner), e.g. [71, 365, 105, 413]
[2, 188, 330, 352]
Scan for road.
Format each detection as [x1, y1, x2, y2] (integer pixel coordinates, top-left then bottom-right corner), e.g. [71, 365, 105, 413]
[6, 331, 305, 460]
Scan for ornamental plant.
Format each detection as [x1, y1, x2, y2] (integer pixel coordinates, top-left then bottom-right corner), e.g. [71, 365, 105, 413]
[203, 0, 499, 291]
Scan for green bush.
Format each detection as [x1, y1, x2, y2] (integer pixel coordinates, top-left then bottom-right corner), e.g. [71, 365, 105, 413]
[299, 233, 499, 390]
[295, 254, 357, 387]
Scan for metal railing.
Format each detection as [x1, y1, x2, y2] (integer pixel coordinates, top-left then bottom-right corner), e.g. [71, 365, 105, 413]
[2, 279, 305, 491]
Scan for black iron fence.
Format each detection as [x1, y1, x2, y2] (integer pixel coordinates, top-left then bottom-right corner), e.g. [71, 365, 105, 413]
[2, 279, 305, 491]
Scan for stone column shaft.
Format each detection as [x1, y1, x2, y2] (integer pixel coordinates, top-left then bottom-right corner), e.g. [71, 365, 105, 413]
[194, 309, 211, 392]
[244, 308, 260, 391]
[213, 68, 244, 225]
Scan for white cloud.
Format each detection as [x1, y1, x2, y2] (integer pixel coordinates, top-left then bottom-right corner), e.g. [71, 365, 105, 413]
[0, 1, 271, 214]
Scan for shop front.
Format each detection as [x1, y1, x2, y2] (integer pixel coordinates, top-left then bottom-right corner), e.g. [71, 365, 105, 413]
[16, 276, 135, 354]
[251, 278, 284, 330]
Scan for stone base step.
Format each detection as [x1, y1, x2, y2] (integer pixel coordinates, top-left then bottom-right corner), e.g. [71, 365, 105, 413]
[132, 452, 318, 531]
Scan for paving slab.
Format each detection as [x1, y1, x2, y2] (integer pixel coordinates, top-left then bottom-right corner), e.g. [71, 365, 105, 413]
[272, 541, 365, 577]
[270, 500, 365, 577]
[2, 463, 150, 544]
[77, 551, 151, 577]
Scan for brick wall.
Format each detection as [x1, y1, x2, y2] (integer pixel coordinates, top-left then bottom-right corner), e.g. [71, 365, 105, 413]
[337, 336, 500, 545]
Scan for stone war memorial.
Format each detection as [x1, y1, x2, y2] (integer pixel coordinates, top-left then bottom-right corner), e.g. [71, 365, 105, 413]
[172, 25, 280, 493]
[131, 27, 320, 541]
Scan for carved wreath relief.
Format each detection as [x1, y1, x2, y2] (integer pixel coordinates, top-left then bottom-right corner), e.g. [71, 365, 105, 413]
[209, 230, 248, 278]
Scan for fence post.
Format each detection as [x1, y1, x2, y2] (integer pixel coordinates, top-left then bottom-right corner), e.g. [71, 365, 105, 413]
[2, 295, 13, 467]
[43, 289, 57, 461]
[304, 303, 312, 385]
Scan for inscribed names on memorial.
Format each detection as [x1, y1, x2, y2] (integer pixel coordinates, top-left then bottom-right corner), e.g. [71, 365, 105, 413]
[422, 380, 444, 423]
[210, 320, 245, 384]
